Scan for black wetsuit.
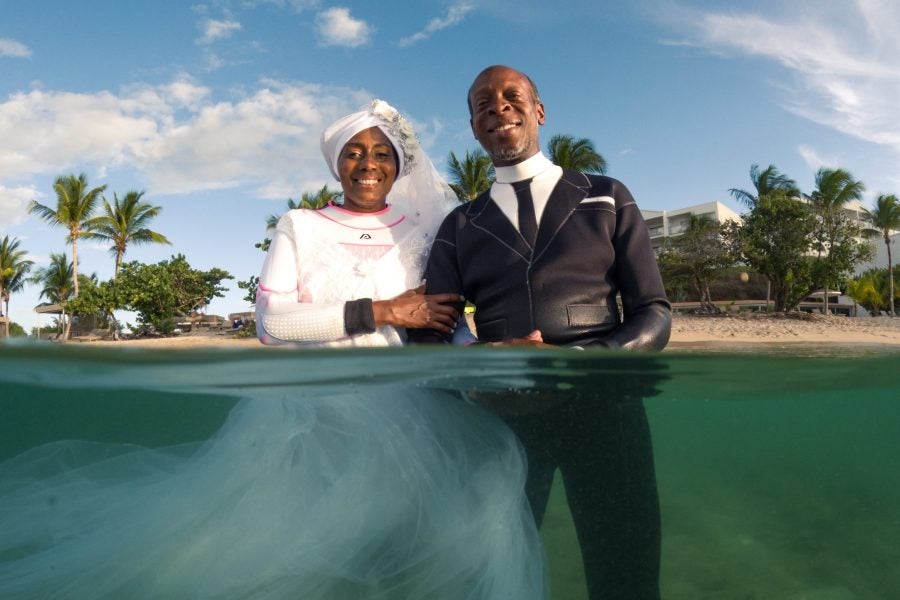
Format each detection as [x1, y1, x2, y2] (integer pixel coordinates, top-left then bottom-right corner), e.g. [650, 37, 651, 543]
[409, 168, 671, 600]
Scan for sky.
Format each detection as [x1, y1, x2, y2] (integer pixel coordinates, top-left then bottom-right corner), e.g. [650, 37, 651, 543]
[2, 0, 900, 330]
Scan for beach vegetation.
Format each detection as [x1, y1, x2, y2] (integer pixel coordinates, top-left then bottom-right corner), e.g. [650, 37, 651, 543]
[724, 190, 817, 311]
[115, 254, 232, 334]
[65, 275, 124, 338]
[807, 168, 872, 314]
[547, 134, 607, 174]
[28, 173, 106, 298]
[845, 270, 889, 316]
[0, 235, 34, 338]
[656, 215, 735, 311]
[82, 190, 171, 278]
[728, 164, 800, 209]
[6, 321, 26, 336]
[237, 275, 259, 305]
[447, 148, 494, 202]
[861, 194, 900, 316]
[29, 252, 75, 338]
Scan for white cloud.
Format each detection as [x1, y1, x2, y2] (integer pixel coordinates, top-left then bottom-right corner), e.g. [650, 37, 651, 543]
[0, 38, 32, 58]
[798, 144, 838, 172]
[0, 89, 160, 179]
[198, 18, 242, 44]
[0, 78, 371, 198]
[0, 185, 36, 227]
[242, 0, 320, 10]
[398, 2, 475, 48]
[315, 7, 371, 47]
[670, 2, 900, 154]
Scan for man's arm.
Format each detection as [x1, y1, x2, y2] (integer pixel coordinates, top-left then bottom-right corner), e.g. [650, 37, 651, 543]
[407, 212, 466, 344]
[592, 180, 671, 351]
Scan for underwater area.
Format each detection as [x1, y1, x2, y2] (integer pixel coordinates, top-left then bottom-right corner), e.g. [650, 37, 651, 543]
[1, 343, 898, 599]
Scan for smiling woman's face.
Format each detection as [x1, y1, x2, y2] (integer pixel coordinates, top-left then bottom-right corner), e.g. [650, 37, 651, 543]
[337, 126, 398, 213]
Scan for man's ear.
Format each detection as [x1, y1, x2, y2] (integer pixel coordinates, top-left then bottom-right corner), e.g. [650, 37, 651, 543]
[536, 102, 546, 126]
[470, 117, 476, 137]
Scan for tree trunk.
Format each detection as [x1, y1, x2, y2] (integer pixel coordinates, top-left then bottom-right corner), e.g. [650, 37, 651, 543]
[108, 310, 120, 341]
[62, 311, 72, 340]
[888, 240, 895, 317]
[774, 285, 788, 312]
[72, 231, 80, 298]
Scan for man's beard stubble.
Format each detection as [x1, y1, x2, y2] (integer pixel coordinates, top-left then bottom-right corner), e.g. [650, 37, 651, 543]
[486, 132, 536, 163]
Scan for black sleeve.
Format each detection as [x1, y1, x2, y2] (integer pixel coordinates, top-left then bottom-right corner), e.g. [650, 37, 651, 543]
[591, 180, 671, 350]
[407, 211, 465, 345]
[343, 298, 376, 336]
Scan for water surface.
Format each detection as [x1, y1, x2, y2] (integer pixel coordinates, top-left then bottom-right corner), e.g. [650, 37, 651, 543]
[1, 343, 897, 599]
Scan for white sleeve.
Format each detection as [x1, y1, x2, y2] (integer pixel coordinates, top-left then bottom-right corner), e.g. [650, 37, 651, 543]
[255, 221, 348, 345]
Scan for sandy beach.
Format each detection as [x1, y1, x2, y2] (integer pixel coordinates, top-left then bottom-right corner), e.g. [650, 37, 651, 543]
[72, 312, 900, 350]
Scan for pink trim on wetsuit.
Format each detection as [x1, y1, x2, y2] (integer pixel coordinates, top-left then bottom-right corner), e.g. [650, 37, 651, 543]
[316, 202, 407, 229]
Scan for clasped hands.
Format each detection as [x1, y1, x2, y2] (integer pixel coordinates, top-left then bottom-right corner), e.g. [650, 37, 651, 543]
[373, 284, 462, 333]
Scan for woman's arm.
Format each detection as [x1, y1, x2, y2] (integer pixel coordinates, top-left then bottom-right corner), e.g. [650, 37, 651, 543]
[255, 228, 349, 345]
[256, 223, 463, 345]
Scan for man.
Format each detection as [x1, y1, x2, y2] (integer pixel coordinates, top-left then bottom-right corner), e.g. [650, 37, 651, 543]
[408, 65, 671, 599]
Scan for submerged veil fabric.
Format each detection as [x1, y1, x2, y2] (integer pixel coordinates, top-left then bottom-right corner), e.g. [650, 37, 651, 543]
[0, 385, 546, 599]
[0, 100, 547, 599]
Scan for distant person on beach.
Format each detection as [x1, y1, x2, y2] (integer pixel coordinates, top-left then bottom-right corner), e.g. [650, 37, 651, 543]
[0, 101, 546, 599]
[408, 65, 672, 599]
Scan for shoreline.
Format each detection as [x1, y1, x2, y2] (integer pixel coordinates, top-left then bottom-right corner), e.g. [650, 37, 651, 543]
[20, 313, 898, 351]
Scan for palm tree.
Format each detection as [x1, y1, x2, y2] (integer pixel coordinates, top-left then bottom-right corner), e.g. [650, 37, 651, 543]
[547, 135, 607, 174]
[846, 274, 886, 316]
[447, 148, 494, 202]
[0, 235, 34, 337]
[862, 193, 900, 316]
[266, 186, 343, 230]
[83, 190, 171, 278]
[28, 173, 106, 297]
[729, 164, 800, 209]
[809, 167, 865, 314]
[30, 252, 75, 338]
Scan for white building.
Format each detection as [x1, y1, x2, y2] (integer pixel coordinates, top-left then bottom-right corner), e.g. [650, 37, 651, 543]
[640, 201, 741, 249]
[855, 232, 899, 276]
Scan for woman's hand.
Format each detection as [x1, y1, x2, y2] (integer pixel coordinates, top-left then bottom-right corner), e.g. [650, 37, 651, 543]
[372, 285, 462, 333]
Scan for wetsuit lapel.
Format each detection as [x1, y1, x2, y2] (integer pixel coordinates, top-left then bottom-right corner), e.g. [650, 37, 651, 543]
[532, 169, 591, 263]
[467, 192, 533, 262]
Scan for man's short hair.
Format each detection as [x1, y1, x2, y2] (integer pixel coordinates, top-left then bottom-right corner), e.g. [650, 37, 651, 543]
[467, 66, 541, 116]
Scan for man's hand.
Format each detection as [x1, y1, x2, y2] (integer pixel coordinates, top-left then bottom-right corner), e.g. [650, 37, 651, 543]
[487, 330, 555, 348]
[373, 285, 462, 333]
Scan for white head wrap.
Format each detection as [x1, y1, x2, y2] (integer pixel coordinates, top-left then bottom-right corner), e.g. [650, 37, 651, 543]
[320, 99, 458, 236]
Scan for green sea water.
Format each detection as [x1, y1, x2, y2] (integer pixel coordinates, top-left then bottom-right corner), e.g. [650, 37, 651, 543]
[1, 342, 898, 599]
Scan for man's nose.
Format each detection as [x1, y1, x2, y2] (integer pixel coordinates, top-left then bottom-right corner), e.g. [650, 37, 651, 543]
[488, 96, 510, 114]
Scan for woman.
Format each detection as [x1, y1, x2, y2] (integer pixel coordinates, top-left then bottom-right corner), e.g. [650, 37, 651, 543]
[256, 99, 464, 348]
[0, 101, 546, 599]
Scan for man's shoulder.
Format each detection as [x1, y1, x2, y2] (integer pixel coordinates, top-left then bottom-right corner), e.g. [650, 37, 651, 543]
[460, 189, 493, 215]
[561, 170, 636, 208]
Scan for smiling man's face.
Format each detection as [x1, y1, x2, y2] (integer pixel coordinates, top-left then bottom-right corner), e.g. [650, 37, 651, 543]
[468, 66, 545, 167]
